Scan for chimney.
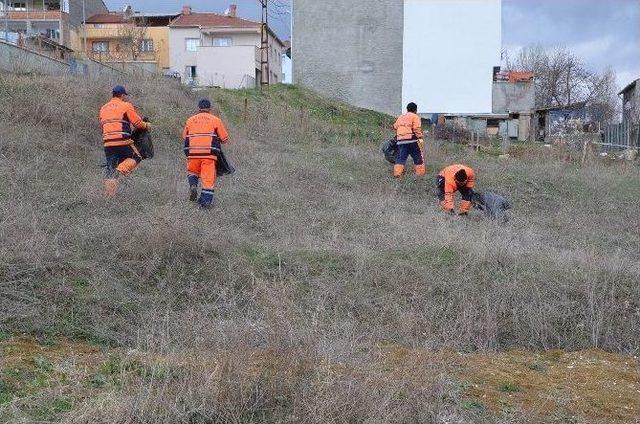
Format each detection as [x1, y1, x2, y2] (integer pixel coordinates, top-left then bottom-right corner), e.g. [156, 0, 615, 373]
[182, 5, 192, 15]
[227, 4, 237, 18]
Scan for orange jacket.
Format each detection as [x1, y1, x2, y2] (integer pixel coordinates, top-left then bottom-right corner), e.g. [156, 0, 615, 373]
[394, 112, 423, 142]
[99, 97, 148, 147]
[439, 164, 476, 212]
[439, 164, 475, 193]
[182, 112, 229, 159]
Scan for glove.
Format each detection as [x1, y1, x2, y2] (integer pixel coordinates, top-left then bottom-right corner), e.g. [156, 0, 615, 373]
[144, 122, 152, 130]
[418, 138, 425, 152]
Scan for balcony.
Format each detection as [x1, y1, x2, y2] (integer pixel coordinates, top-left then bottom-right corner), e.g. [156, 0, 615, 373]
[89, 49, 158, 63]
[2, 8, 66, 21]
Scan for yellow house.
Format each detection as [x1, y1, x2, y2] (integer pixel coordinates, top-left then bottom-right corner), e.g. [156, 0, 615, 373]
[80, 11, 178, 71]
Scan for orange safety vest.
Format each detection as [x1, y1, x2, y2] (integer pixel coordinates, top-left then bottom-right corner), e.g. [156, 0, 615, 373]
[439, 164, 476, 193]
[99, 97, 147, 147]
[182, 112, 229, 159]
[394, 112, 423, 143]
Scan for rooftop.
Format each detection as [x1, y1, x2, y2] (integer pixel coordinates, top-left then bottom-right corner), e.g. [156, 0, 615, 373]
[169, 12, 260, 29]
[618, 78, 638, 96]
[85, 13, 127, 24]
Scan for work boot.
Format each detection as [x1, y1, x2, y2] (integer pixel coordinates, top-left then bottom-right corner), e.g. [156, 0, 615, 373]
[199, 189, 215, 209]
[393, 164, 405, 178]
[189, 186, 198, 202]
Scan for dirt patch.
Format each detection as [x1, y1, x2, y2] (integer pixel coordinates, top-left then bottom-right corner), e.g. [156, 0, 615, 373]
[381, 345, 640, 422]
[2, 337, 639, 423]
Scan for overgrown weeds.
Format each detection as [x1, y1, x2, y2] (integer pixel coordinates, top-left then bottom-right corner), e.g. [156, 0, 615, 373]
[0, 74, 639, 422]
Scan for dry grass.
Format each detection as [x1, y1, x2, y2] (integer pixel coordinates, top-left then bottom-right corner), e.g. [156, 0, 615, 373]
[1, 337, 638, 423]
[0, 74, 639, 422]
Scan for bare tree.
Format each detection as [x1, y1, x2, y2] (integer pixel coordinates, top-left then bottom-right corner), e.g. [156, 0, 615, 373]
[506, 45, 619, 124]
[116, 17, 148, 61]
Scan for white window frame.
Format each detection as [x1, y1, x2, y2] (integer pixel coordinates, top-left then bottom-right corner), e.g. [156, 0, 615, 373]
[213, 37, 232, 47]
[140, 38, 154, 52]
[185, 38, 200, 52]
[185, 65, 197, 78]
[92, 41, 109, 53]
[9, 2, 26, 11]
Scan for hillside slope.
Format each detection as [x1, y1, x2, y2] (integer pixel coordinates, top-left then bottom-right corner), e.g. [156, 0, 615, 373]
[0, 75, 639, 423]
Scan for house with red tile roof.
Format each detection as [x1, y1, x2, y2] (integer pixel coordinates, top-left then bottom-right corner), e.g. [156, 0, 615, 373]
[169, 5, 284, 88]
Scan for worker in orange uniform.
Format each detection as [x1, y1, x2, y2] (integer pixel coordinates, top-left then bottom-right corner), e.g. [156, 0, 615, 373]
[393, 102, 426, 177]
[437, 164, 476, 215]
[182, 99, 229, 209]
[99, 85, 150, 197]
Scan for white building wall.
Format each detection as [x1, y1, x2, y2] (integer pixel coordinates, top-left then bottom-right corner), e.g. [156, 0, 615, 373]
[197, 45, 258, 88]
[282, 54, 292, 84]
[169, 27, 200, 81]
[402, 0, 502, 114]
[170, 26, 284, 87]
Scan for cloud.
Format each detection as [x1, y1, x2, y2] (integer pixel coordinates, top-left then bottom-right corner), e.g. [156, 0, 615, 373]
[571, 36, 615, 62]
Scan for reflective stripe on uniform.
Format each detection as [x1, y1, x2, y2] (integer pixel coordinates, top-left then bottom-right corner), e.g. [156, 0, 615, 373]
[185, 133, 216, 139]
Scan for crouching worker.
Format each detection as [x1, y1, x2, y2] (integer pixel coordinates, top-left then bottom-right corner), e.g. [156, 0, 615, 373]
[183, 99, 229, 209]
[472, 192, 511, 222]
[437, 164, 476, 215]
[100, 85, 150, 197]
[393, 102, 426, 178]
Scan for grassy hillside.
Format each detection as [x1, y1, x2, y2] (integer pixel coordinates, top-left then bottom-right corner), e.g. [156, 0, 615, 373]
[0, 74, 639, 423]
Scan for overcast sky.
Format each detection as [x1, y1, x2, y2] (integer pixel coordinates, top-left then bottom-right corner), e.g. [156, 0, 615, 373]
[105, 0, 640, 89]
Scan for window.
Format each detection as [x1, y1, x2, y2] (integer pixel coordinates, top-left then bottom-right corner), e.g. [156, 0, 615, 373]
[185, 65, 197, 78]
[213, 37, 232, 47]
[140, 39, 154, 52]
[92, 41, 109, 52]
[9, 2, 26, 10]
[45, 28, 60, 40]
[93, 24, 105, 29]
[185, 38, 200, 52]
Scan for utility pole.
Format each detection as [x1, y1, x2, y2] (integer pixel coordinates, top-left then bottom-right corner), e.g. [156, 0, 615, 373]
[82, 0, 87, 56]
[260, 0, 269, 88]
[3, 1, 9, 42]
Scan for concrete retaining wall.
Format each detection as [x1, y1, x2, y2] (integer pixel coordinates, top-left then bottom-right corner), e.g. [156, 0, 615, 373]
[0, 40, 130, 80]
[0, 40, 70, 75]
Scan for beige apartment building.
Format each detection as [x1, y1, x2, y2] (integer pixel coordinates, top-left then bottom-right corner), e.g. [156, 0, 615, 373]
[169, 5, 284, 88]
[82, 10, 177, 71]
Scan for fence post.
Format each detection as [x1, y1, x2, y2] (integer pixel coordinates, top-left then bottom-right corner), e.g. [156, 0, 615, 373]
[581, 138, 591, 166]
[243, 98, 248, 122]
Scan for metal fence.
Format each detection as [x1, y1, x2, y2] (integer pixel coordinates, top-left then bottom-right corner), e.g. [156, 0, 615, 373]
[599, 121, 640, 149]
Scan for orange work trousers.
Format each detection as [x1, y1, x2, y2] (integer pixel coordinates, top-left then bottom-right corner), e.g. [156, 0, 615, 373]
[187, 158, 217, 190]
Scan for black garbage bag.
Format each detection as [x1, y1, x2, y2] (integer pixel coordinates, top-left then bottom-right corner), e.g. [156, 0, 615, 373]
[132, 129, 154, 160]
[216, 149, 235, 177]
[381, 139, 398, 164]
[472, 191, 511, 222]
